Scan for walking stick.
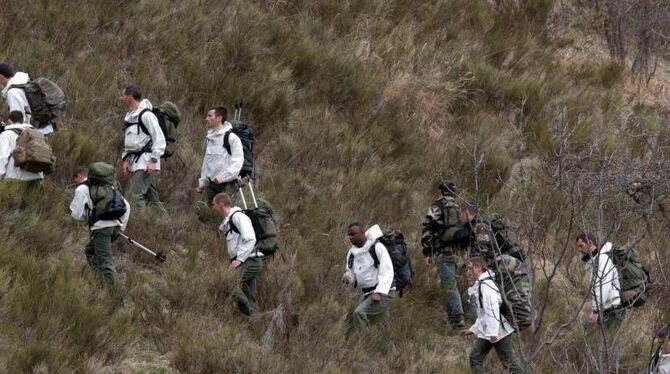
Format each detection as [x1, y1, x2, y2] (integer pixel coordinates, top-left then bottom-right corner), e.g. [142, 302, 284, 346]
[119, 233, 166, 262]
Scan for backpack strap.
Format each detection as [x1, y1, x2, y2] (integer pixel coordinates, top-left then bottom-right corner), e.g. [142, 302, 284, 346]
[347, 253, 354, 269]
[477, 276, 495, 310]
[135, 108, 155, 135]
[226, 210, 242, 235]
[223, 130, 232, 155]
[8, 128, 22, 136]
[368, 241, 380, 268]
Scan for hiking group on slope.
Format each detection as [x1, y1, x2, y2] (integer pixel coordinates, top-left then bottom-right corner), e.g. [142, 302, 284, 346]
[0, 62, 660, 373]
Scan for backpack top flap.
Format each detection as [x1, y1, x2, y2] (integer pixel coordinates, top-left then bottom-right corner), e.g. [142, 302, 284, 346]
[88, 162, 116, 185]
[159, 101, 181, 126]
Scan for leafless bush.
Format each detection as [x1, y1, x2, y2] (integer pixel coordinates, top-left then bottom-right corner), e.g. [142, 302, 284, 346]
[601, 0, 670, 83]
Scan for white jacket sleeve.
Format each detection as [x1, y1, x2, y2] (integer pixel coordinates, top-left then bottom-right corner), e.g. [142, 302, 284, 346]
[0, 132, 11, 178]
[141, 111, 166, 159]
[480, 280, 503, 338]
[218, 132, 244, 182]
[69, 185, 90, 221]
[233, 212, 257, 262]
[6, 88, 27, 116]
[373, 243, 394, 295]
[592, 252, 618, 311]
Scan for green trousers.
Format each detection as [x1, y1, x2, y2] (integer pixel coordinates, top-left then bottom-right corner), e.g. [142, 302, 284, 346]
[353, 290, 397, 328]
[436, 254, 475, 327]
[469, 335, 525, 374]
[234, 256, 263, 316]
[200, 180, 239, 206]
[85, 227, 119, 292]
[129, 170, 166, 213]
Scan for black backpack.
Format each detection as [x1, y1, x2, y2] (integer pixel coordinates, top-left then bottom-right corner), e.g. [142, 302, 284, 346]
[223, 101, 255, 178]
[348, 229, 414, 296]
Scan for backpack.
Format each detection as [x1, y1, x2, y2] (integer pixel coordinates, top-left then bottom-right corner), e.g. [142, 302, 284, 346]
[9, 127, 55, 174]
[609, 245, 649, 308]
[488, 213, 525, 262]
[223, 103, 254, 178]
[228, 199, 279, 257]
[435, 197, 460, 247]
[87, 162, 127, 224]
[10, 78, 66, 128]
[136, 101, 181, 159]
[479, 254, 533, 331]
[348, 229, 414, 296]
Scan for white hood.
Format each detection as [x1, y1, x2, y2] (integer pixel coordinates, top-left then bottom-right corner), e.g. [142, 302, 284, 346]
[124, 99, 153, 122]
[350, 224, 384, 256]
[2, 72, 30, 97]
[207, 121, 232, 138]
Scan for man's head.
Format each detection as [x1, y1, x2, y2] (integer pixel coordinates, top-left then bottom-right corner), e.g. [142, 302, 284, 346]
[206, 106, 227, 129]
[347, 222, 367, 248]
[655, 325, 670, 354]
[466, 255, 486, 286]
[575, 232, 598, 256]
[72, 166, 88, 185]
[212, 193, 233, 217]
[458, 202, 479, 223]
[438, 180, 457, 196]
[0, 63, 15, 85]
[8, 110, 23, 125]
[119, 85, 142, 108]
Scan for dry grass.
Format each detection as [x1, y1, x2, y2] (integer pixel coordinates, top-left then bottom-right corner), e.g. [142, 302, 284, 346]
[0, 0, 669, 372]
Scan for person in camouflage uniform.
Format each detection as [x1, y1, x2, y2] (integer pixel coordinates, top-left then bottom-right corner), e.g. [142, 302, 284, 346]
[421, 180, 473, 329]
[455, 203, 534, 333]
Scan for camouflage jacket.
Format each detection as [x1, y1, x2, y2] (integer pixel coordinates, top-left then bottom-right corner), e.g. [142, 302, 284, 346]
[451, 218, 497, 261]
[421, 196, 460, 256]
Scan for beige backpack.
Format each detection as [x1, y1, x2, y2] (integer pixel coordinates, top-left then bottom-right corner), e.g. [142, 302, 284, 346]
[10, 127, 55, 174]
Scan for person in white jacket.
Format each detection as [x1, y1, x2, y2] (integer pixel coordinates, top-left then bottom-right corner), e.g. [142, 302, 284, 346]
[342, 222, 396, 328]
[213, 192, 262, 316]
[460, 256, 525, 374]
[0, 63, 54, 135]
[0, 111, 43, 187]
[575, 233, 625, 328]
[649, 325, 670, 374]
[120, 85, 166, 213]
[70, 166, 130, 293]
[196, 106, 243, 209]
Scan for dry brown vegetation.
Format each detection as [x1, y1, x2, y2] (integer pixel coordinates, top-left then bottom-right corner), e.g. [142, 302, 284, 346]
[0, 0, 669, 372]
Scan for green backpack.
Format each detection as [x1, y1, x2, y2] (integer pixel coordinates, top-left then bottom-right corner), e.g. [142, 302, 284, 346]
[488, 213, 525, 261]
[136, 101, 182, 158]
[87, 162, 126, 225]
[228, 198, 279, 257]
[610, 246, 649, 308]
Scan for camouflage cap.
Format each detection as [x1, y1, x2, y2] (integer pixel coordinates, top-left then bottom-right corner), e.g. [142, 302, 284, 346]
[439, 180, 457, 196]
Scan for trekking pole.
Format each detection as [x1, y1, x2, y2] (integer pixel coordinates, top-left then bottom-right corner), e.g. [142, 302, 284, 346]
[248, 180, 258, 208]
[238, 178, 248, 209]
[119, 233, 166, 262]
[235, 99, 243, 121]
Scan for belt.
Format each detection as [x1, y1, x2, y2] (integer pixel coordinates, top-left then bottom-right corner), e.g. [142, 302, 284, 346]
[362, 284, 377, 294]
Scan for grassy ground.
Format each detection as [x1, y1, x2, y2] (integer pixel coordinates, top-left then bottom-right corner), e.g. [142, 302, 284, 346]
[0, 0, 669, 372]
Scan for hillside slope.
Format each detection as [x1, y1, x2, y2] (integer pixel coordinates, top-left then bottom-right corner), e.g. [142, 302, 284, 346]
[0, 1, 669, 372]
